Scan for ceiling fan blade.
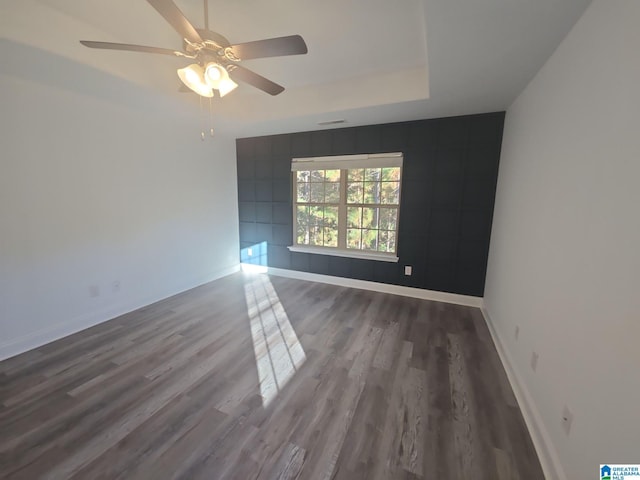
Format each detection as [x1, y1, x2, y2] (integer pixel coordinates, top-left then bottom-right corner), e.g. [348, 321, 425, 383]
[227, 64, 285, 96]
[80, 40, 182, 56]
[147, 0, 202, 44]
[228, 35, 308, 60]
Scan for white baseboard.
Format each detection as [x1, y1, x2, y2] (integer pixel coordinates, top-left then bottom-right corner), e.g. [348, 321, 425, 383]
[0, 264, 240, 362]
[480, 305, 565, 480]
[265, 267, 483, 308]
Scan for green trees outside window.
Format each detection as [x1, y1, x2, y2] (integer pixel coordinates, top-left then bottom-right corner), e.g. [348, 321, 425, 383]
[294, 166, 401, 255]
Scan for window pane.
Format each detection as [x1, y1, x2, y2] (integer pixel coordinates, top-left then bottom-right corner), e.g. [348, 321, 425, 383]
[362, 207, 378, 229]
[362, 229, 378, 251]
[297, 171, 310, 182]
[297, 206, 309, 226]
[323, 227, 338, 247]
[347, 182, 364, 204]
[348, 168, 364, 182]
[310, 182, 324, 203]
[382, 167, 400, 182]
[325, 169, 340, 182]
[309, 206, 323, 225]
[347, 229, 361, 249]
[309, 226, 323, 246]
[347, 207, 361, 228]
[296, 225, 308, 245]
[309, 170, 324, 182]
[378, 230, 396, 253]
[388, 231, 397, 252]
[378, 230, 388, 252]
[323, 206, 338, 228]
[325, 182, 340, 203]
[365, 168, 381, 182]
[380, 181, 400, 204]
[379, 207, 397, 231]
[297, 183, 310, 202]
[364, 182, 381, 204]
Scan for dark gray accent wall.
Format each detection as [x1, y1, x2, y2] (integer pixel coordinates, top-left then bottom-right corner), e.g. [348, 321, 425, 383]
[236, 112, 504, 297]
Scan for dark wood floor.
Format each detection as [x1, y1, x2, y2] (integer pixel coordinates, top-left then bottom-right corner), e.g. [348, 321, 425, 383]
[0, 272, 544, 479]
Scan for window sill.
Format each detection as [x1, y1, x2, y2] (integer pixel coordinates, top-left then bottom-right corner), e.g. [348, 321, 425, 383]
[287, 245, 399, 263]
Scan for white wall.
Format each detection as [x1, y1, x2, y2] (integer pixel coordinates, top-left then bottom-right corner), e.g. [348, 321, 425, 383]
[0, 41, 240, 360]
[484, 1, 640, 479]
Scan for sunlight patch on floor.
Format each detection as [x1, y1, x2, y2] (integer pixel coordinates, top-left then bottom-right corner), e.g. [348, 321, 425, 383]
[241, 262, 268, 274]
[244, 272, 306, 408]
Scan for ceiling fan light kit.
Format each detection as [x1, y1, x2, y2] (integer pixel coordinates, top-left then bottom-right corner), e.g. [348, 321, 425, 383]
[79, 0, 308, 99]
[176, 62, 238, 98]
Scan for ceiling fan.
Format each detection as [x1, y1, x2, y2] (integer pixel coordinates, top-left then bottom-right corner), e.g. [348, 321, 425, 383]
[80, 0, 308, 98]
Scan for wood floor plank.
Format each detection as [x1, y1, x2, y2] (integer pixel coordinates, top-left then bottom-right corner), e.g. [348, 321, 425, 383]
[300, 376, 367, 480]
[372, 321, 401, 370]
[399, 366, 428, 477]
[69, 393, 221, 480]
[448, 333, 501, 480]
[369, 340, 414, 479]
[495, 446, 521, 480]
[0, 272, 544, 480]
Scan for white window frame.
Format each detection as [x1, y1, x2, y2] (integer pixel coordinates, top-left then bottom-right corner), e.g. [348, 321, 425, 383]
[288, 152, 403, 263]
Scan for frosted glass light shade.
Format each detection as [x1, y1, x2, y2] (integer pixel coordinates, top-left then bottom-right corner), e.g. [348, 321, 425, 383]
[204, 62, 238, 97]
[218, 77, 238, 97]
[177, 64, 213, 98]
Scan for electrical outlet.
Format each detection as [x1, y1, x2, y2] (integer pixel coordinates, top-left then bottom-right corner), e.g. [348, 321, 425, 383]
[531, 351, 539, 372]
[562, 405, 573, 436]
[247, 248, 253, 257]
[515, 326, 520, 341]
[112, 280, 121, 293]
[89, 285, 100, 298]
[404, 266, 412, 276]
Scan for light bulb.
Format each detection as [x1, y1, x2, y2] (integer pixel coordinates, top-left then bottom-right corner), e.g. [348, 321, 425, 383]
[204, 63, 225, 89]
[205, 64, 222, 83]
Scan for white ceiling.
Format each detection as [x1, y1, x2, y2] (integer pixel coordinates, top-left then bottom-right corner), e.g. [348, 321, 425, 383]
[1, 0, 591, 137]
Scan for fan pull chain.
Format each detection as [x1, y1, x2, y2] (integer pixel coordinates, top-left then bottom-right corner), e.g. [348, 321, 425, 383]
[199, 94, 205, 141]
[209, 96, 214, 137]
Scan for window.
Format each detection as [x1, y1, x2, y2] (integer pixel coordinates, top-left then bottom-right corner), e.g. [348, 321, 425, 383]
[290, 153, 402, 262]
